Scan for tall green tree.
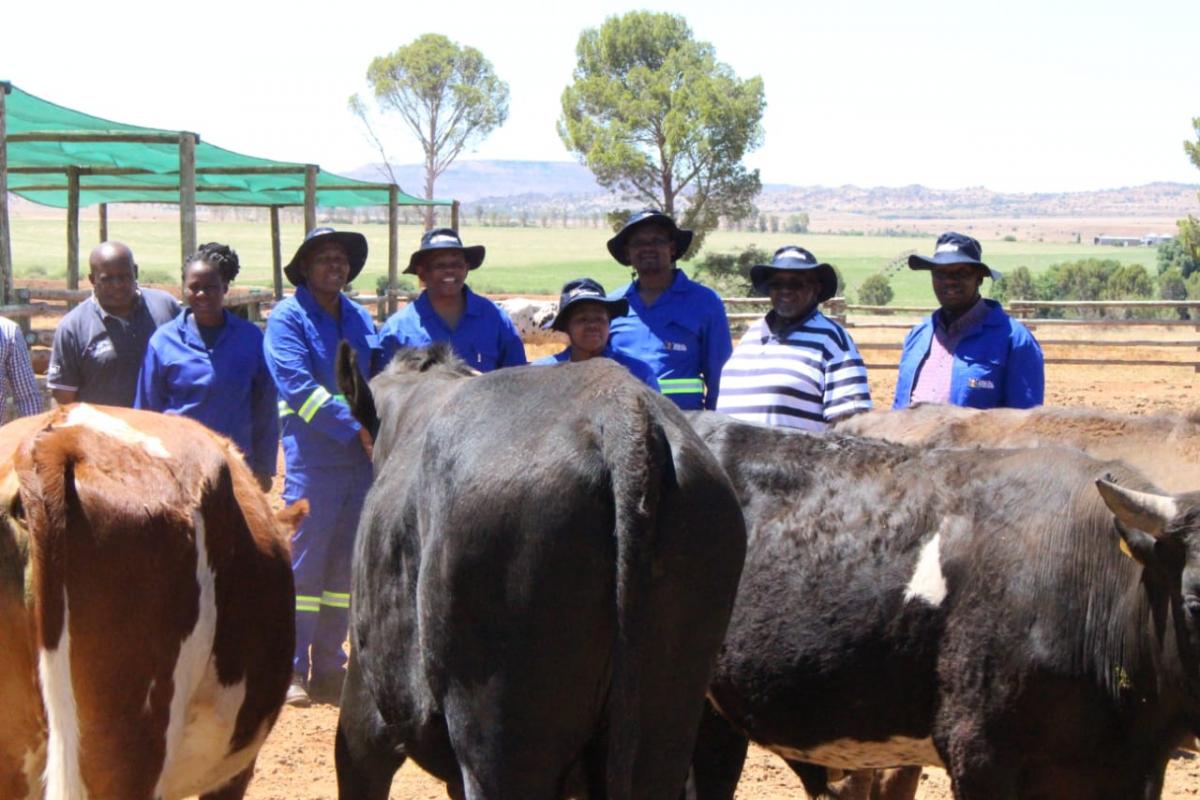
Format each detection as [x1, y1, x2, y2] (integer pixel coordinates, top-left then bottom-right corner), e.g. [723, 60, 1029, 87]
[1176, 119, 1200, 270]
[351, 34, 509, 228]
[558, 12, 765, 257]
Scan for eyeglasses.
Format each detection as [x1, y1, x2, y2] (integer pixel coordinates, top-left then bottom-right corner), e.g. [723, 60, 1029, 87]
[628, 236, 672, 249]
[768, 280, 816, 292]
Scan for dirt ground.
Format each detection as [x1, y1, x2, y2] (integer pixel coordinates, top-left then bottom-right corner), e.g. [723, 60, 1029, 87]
[242, 323, 1200, 799]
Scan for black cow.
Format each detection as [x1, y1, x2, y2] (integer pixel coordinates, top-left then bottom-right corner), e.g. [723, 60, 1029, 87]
[686, 411, 1200, 800]
[333, 345, 746, 799]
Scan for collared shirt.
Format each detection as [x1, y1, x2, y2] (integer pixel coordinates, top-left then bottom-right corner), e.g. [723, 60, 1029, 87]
[909, 297, 991, 405]
[135, 308, 279, 476]
[893, 298, 1044, 410]
[607, 269, 732, 410]
[264, 285, 382, 471]
[531, 345, 661, 390]
[47, 288, 181, 406]
[0, 316, 43, 423]
[379, 287, 527, 371]
[717, 308, 872, 431]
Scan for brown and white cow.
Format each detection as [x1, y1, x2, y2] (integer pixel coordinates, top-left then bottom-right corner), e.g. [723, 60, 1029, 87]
[0, 404, 295, 800]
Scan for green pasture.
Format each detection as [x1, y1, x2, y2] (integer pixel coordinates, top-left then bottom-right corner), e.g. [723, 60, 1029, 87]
[8, 217, 1162, 305]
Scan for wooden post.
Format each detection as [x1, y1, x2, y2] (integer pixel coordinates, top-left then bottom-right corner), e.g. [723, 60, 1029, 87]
[304, 165, 317, 233]
[451, 200, 460, 232]
[388, 185, 399, 316]
[0, 83, 12, 305]
[98, 203, 108, 242]
[270, 206, 283, 300]
[66, 167, 80, 290]
[179, 133, 197, 269]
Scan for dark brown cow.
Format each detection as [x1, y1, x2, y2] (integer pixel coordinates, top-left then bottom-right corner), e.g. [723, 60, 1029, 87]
[0, 404, 295, 800]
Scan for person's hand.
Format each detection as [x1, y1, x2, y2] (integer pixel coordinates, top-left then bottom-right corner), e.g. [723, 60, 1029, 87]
[254, 473, 273, 493]
[358, 427, 374, 461]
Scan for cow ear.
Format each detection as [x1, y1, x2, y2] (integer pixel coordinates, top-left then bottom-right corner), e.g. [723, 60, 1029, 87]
[336, 340, 380, 439]
[1096, 479, 1177, 540]
[1113, 518, 1159, 566]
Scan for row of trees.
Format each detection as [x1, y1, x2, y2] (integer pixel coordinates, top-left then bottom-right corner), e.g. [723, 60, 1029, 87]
[351, 12, 764, 251]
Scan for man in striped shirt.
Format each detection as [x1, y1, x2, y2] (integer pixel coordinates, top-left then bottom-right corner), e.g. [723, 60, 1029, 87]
[0, 315, 43, 423]
[717, 246, 872, 430]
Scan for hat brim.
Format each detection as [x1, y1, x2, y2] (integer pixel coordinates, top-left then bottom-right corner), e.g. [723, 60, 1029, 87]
[404, 244, 485, 275]
[750, 263, 839, 304]
[908, 253, 1002, 281]
[284, 231, 368, 287]
[548, 297, 629, 332]
[606, 218, 694, 266]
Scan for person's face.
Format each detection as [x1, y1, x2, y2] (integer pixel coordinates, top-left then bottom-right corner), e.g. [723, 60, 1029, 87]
[89, 257, 137, 314]
[626, 224, 676, 288]
[416, 251, 470, 301]
[768, 270, 821, 321]
[183, 259, 227, 326]
[302, 241, 351, 297]
[565, 303, 611, 358]
[931, 265, 985, 315]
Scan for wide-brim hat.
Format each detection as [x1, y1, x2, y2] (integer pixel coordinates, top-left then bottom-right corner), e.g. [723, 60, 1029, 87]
[749, 246, 839, 303]
[908, 231, 1002, 280]
[284, 227, 368, 287]
[606, 209, 694, 266]
[547, 277, 629, 332]
[405, 227, 485, 275]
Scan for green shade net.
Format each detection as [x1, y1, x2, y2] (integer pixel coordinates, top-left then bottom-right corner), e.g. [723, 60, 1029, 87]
[3, 83, 448, 208]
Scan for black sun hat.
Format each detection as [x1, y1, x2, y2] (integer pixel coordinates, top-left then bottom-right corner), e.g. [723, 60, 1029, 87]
[405, 228, 485, 275]
[547, 277, 629, 332]
[283, 227, 368, 287]
[749, 246, 839, 303]
[908, 232, 1002, 280]
[605, 209, 694, 266]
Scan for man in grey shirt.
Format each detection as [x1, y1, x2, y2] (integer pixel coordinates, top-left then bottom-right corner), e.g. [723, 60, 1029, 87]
[47, 241, 181, 406]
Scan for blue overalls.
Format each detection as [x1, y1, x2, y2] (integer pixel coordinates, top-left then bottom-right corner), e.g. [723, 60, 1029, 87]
[263, 285, 382, 682]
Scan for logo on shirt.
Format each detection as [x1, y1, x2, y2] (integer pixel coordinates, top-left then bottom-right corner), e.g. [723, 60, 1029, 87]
[89, 339, 115, 359]
[967, 378, 995, 389]
[664, 341, 689, 352]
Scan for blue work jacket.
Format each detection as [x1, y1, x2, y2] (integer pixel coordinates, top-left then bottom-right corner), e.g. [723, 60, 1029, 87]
[136, 309, 279, 476]
[532, 345, 661, 391]
[893, 299, 1044, 410]
[264, 286, 382, 471]
[607, 269, 732, 410]
[379, 287, 527, 371]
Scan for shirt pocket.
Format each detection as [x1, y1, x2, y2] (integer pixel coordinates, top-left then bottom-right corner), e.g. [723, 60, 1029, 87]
[958, 353, 1003, 404]
[662, 318, 702, 371]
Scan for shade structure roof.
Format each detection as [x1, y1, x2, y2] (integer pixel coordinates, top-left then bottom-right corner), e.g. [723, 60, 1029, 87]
[3, 82, 448, 208]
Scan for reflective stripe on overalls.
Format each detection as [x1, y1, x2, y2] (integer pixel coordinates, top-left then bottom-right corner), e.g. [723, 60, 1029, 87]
[278, 390, 347, 420]
[658, 377, 704, 399]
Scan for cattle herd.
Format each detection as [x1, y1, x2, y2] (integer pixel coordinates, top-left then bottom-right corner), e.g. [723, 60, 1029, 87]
[3, 353, 1200, 799]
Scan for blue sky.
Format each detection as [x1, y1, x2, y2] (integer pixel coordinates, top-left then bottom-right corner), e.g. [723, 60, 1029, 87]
[4, 0, 1198, 192]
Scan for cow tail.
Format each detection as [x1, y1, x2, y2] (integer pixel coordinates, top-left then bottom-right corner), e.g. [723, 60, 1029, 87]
[602, 390, 666, 799]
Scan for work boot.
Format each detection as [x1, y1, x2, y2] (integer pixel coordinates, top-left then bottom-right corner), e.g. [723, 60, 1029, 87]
[285, 674, 311, 708]
[308, 670, 345, 706]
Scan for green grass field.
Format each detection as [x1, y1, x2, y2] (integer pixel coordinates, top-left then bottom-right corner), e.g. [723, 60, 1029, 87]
[8, 217, 1162, 306]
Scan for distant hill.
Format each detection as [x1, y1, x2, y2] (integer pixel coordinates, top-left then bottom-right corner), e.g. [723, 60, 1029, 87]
[345, 160, 603, 203]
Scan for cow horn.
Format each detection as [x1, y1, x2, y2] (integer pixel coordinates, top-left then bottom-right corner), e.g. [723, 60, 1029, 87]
[1096, 479, 1178, 539]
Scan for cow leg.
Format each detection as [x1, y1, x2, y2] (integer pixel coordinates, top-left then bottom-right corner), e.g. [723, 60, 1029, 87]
[872, 766, 922, 800]
[684, 702, 749, 800]
[335, 653, 406, 800]
[199, 759, 256, 800]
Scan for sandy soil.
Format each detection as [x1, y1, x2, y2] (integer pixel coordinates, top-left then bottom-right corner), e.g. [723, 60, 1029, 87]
[240, 325, 1200, 799]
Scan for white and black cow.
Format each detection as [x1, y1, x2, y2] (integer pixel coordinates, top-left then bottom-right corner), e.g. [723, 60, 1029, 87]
[686, 411, 1200, 800]
[333, 344, 746, 799]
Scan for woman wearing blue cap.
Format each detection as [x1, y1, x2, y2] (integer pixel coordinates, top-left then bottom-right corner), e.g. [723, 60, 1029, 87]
[379, 228, 526, 371]
[532, 277, 659, 389]
[135, 243, 278, 489]
[893, 231, 1043, 409]
[716, 245, 871, 430]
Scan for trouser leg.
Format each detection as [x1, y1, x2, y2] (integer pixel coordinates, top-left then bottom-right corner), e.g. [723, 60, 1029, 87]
[285, 469, 335, 680]
[312, 461, 372, 678]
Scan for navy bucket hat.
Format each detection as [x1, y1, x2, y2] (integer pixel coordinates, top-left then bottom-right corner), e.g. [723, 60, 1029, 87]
[284, 227, 368, 287]
[606, 209, 694, 266]
[749, 246, 839, 303]
[405, 228, 485, 275]
[908, 232, 1002, 280]
[548, 277, 629, 332]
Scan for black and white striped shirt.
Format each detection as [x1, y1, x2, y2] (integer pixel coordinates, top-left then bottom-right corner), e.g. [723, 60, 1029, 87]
[716, 310, 872, 431]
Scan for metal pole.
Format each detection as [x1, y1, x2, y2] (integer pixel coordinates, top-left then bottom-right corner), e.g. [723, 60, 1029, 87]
[179, 132, 197, 270]
[303, 165, 317, 233]
[66, 167, 80, 290]
[270, 206, 283, 300]
[388, 185, 398, 316]
[451, 200, 460, 232]
[98, 202, 108, 242]
[0, 84, 12, 304]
